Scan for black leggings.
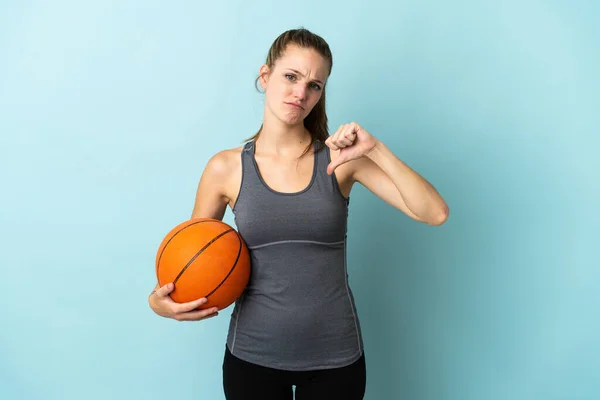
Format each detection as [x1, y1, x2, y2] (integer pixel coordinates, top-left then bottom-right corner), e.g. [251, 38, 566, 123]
[222, 346, 367, 400]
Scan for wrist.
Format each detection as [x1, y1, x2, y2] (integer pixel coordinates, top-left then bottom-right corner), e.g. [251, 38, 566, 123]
[365, 139, 385, 160]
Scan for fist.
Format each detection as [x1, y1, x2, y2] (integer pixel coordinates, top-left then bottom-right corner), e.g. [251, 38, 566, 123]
[325, 122, 377, 175]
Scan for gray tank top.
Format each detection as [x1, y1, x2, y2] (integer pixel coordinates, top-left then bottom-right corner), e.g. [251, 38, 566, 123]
[226, 139, 364, 371]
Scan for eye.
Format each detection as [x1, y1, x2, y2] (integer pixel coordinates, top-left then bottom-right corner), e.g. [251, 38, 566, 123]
[310, 82, 322, 91]
[285, 74, 296, 81]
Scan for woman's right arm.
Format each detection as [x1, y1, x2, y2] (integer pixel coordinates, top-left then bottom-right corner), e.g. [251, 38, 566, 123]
[190, 150, 232, 220]
[148, 151, 233, 321]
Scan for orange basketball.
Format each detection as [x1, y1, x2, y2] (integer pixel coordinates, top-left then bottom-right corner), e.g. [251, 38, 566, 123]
[155, 218, 251, 311]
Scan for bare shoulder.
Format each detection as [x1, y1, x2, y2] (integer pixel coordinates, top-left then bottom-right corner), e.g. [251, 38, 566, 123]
[191, 144, 245, 219]
[204, 145, 244, 177]
[202, 145, 245, 197]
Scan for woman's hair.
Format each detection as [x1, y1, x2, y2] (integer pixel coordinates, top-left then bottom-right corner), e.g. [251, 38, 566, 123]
[245, 28, 333, 157]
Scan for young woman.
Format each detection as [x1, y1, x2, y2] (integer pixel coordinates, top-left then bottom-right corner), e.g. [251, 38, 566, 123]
[149, 28, 449, 400]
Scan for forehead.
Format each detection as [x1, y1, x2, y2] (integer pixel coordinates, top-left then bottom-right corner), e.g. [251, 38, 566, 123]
[275, 45, 330, 81]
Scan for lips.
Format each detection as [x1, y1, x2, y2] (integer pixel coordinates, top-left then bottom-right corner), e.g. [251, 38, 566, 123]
[285, 102, 304, 110]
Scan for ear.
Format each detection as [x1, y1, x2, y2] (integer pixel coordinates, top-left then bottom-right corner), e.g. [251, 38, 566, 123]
[258, 64, 270, 89]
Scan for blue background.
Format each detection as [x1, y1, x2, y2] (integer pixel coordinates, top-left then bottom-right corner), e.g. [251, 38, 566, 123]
[1, 1, 599, 399]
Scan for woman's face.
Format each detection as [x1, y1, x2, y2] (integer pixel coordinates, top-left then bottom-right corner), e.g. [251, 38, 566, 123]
[260, 44, 330, 126]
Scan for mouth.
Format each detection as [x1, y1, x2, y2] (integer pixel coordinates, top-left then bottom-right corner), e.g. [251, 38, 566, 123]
[285, 102, 304, 110]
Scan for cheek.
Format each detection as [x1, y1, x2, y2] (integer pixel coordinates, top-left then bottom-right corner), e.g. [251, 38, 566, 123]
[308, 91, 323, 107]
[267, 82, 290, 102]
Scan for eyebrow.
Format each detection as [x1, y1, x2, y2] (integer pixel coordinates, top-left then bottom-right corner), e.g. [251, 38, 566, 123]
[286, 68, 324, 85]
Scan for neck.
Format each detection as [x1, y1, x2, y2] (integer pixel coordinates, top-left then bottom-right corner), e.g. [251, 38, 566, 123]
[254, 112, 312, 157]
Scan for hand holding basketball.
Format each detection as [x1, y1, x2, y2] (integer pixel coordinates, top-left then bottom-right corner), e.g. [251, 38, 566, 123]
[153, 218, 251, 315]
[149, 282, 219, 321]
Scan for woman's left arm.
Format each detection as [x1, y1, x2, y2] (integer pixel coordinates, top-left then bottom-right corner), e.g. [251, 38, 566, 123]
[326, 122, 449, 226]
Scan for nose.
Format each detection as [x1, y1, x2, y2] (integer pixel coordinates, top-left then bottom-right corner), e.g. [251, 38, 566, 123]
[293, 84, 307, 100]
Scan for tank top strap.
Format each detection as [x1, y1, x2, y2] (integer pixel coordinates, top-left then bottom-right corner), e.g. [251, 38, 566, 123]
[240, 141, 254, 167]
[234, 141, 258, 207]
[239, 140, 256, 181]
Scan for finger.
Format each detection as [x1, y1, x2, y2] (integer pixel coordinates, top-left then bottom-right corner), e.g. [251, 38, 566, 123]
[327, 154, 346, 176]
[176, 307, 219, 322]
[333, 126, 355, 148]
[343, 128, 357, 142]
[332, 124, 345, 137]
[326, 130, 341, 150]
[175, 297, 208, 313]
[326, 137, 339, 150]
[154, 282, 174, 298]
[337, 135, 353, 147]
[340, 126, 356, 145]
[331, 134, 348, 149]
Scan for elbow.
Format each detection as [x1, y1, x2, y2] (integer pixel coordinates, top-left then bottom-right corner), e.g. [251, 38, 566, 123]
[428, 205, 449, 226]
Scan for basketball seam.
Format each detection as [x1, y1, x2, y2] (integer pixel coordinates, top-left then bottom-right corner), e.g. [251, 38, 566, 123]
[204, 231, 243, 298]
[156, 220, 247, 304]
[172, 228, 234, 284]
[156, 219, 216, 278]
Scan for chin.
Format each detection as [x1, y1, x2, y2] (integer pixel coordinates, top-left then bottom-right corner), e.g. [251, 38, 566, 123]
[279, 112, 305, 125]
